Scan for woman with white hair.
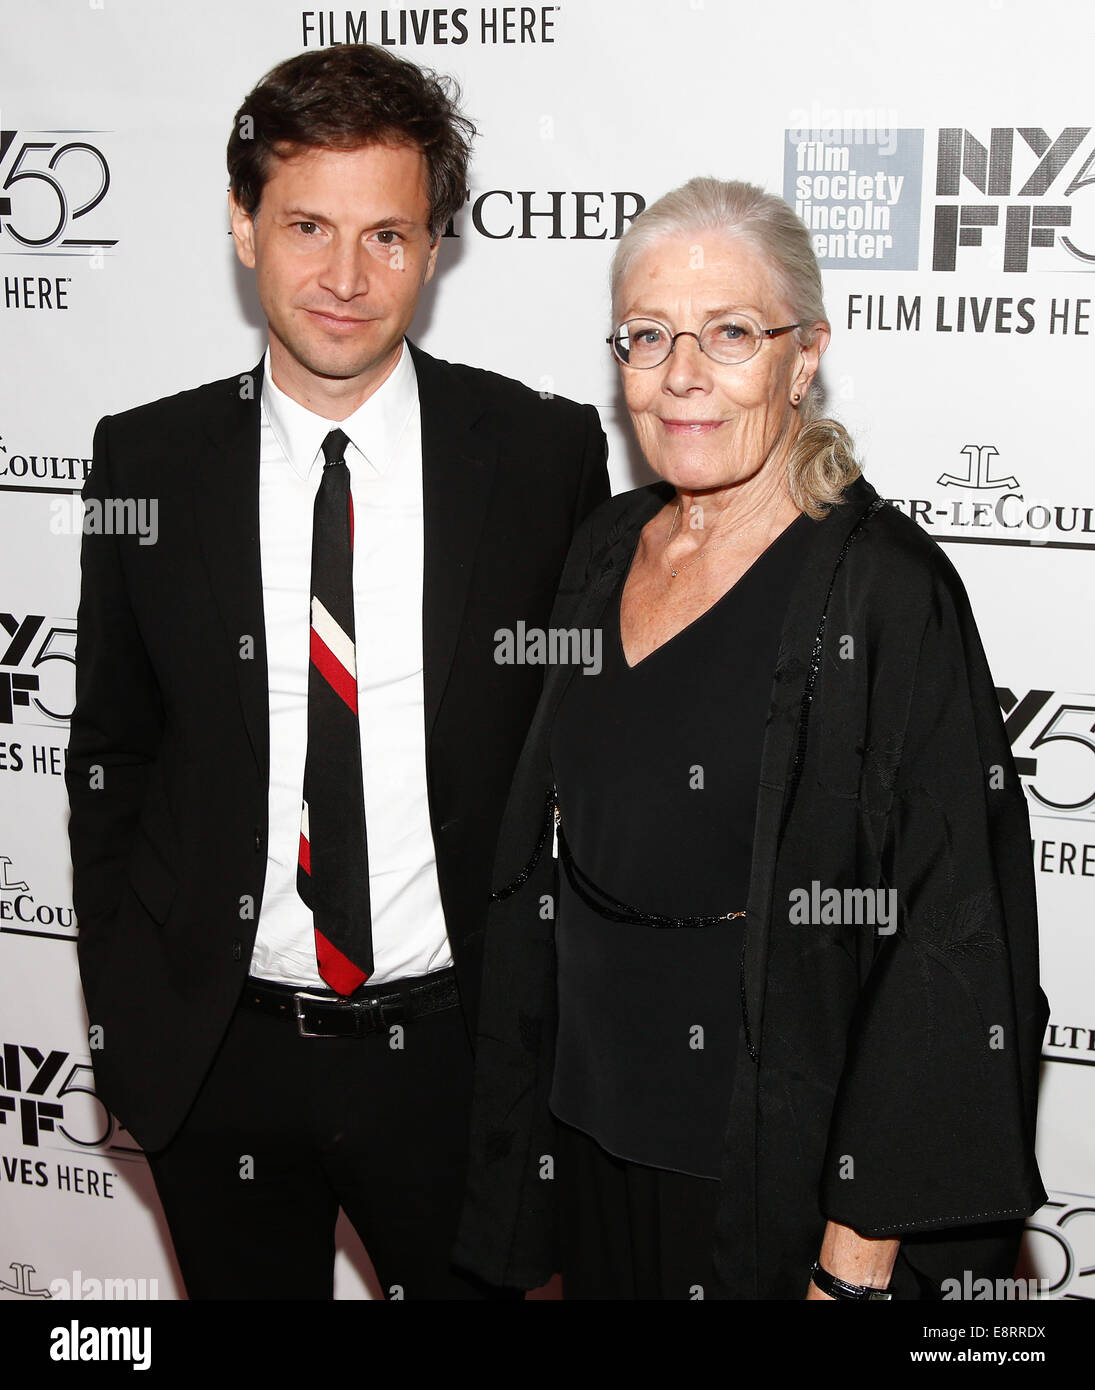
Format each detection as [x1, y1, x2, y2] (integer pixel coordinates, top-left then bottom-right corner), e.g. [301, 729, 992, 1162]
[453, 178, 1048, 1300]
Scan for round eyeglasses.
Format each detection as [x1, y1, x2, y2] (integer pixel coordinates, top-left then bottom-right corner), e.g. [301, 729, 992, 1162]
[607, 312, 802, 368]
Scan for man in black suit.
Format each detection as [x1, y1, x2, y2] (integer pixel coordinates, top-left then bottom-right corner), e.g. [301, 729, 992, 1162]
[65, 44, 608, 1299]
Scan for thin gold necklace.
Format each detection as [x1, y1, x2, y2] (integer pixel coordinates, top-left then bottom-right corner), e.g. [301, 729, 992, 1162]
[662, 503, 766, 579]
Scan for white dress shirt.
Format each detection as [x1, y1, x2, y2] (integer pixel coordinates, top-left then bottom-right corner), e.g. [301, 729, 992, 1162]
[250, 341, 453, 987]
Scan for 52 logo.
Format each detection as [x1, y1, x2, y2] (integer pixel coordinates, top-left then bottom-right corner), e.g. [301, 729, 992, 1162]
[1025, 1195, 1095, 1299]
[999, 688, 1095, 820]
[0, 130, 117, 253]
[0, 613, 76, 727]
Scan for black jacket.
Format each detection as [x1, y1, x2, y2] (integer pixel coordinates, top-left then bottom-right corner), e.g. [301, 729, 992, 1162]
[64, 342, 610, 1153]
[453, 474, 1049, 1299]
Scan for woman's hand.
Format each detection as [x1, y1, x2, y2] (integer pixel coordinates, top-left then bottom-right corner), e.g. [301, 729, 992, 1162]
[805, 1220, 900, 1300]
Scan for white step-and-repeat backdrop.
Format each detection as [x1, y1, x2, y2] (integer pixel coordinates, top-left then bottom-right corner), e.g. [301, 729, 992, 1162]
[1, 0, 1092, 1301]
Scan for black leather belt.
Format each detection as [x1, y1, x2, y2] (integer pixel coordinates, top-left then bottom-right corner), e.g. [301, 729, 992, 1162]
[241, 967, 460, 1038]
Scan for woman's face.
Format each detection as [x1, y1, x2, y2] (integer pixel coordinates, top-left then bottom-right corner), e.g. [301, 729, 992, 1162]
[614, 232, 828, 494]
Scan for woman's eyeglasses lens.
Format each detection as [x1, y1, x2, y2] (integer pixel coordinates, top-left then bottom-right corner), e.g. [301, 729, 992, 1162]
[611, 314, 765, 367]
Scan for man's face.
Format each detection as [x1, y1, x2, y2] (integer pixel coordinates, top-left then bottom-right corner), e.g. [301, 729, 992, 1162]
[229, 142, 439, 406]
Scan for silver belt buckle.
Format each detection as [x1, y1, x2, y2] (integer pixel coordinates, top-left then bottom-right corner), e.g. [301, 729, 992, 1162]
[293, 989, 338, 1038]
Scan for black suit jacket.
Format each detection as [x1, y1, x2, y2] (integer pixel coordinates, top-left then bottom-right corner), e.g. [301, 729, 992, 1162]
[65, 341, 609, 1153]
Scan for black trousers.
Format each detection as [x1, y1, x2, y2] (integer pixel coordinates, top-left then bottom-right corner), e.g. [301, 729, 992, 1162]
[145, 978, 500, 1299]
[556, 1119, 723, 1300]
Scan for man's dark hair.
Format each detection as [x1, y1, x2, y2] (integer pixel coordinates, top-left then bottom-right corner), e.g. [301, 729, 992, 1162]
[227, 44, 476, 240]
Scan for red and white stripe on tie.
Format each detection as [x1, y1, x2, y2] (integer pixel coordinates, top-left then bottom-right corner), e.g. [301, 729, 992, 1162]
[296, 427, 373, 996]
[308, 596, 358, 713]
[298, 799, 311, 876]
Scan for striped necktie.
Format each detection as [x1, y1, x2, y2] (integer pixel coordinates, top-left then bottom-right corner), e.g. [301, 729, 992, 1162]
[296, 427, 373, 993]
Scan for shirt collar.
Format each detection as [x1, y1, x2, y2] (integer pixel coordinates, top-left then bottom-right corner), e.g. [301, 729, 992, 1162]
[260, 340, 419, 481]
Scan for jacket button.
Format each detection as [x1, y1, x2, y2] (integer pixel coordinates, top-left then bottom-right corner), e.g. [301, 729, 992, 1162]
[232, 939, 242, 961]
[253, 829, 262, 853]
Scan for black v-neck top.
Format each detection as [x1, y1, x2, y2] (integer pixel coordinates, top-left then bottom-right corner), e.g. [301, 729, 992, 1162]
[548, 513, 811, 1177]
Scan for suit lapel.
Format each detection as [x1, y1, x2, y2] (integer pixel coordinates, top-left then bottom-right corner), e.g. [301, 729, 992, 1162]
[410, 341, 499, 744]
[191, 357, 269, 780]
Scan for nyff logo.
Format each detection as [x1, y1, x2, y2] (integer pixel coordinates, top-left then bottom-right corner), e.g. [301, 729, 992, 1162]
[933, 126, 1095, 271]
[0, 613, 76, 726]
[0, 1043, 112, 1149]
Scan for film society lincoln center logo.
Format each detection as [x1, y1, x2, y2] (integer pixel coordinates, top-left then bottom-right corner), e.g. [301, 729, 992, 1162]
[783, 120, 1095, 271]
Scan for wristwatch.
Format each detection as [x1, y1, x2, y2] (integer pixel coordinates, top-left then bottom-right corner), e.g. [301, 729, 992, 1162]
[810, 1260, 892, 1301]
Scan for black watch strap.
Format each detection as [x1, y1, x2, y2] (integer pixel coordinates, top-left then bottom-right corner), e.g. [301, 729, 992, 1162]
[810, 1260, 892, 1301]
